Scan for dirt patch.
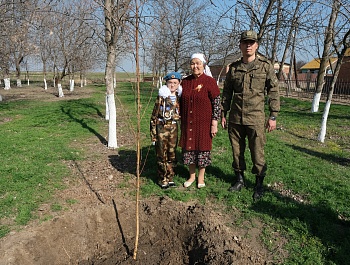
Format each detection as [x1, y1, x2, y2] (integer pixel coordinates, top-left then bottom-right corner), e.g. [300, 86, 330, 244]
[0, 86, 287, 264]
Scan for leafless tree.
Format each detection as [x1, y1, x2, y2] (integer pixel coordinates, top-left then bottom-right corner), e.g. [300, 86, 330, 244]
[276, 0, 302, 81]
[318, 28, 350, 142]
[311, 0, 341, 113]
[0, 1, 40, 88]
[0, 1, 15, 89]
[100, 0, 132, 148]
[40, 0, 98, 97]
[146, 0, 207, 74]
[32, 2, 56, 89]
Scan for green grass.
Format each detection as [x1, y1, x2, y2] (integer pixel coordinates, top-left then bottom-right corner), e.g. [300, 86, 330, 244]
[0, 86, 106, 227]
[1, 82, 349, 264]
[118, 85, 350, 264]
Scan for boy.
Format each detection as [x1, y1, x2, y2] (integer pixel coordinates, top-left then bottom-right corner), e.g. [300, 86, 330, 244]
[150, 72, 182, 189]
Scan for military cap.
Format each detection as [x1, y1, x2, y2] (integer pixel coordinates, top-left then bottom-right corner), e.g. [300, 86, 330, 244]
[164, 72, 181, 81]
[240, 30, 258, 42]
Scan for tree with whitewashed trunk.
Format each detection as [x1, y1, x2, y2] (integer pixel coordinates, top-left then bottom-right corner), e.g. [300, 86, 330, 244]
[44, 0, 97, 98]
[318, 30, 350, 143]
[36, 8, 55, 91]
[103, 0, 132, 149]
[311, 0, 340, 113]
[4, 78, 11, 90]
[7, 0, 38, 88]
[70, 79, 75, 92]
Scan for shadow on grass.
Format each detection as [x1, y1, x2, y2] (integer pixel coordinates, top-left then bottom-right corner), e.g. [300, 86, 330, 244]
[205, 164, 257, 189]
[286, 144, 350, 166]
[109, 146, 226, 187]
[251, 190, 350, 264]
[282, 109, 350, 121]
[60, 103, 107, 145]
[108, 149, 137, 174]
[108, 146, 167, 186]
[108, 145, 258, 190]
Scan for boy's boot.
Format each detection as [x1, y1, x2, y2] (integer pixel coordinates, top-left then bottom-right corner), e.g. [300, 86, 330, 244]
[228, 171, 245, 192]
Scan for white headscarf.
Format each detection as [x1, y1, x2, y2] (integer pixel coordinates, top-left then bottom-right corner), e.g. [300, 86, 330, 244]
[190, 53, 213, 77]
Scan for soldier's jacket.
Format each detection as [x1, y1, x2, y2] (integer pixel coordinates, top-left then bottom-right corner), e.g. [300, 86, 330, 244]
[221, 55, 280, 125]
[150, 86, 181, 141]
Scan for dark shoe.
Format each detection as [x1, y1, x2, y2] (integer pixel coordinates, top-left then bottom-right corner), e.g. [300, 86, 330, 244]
[159, 182, 169, 189]
[253, 175, 265, 201]
[228, 171, 245, 192]
[168, 181, 176, 187]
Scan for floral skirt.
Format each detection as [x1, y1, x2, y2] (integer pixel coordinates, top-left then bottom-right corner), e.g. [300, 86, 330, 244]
[182, 150, 211, 168]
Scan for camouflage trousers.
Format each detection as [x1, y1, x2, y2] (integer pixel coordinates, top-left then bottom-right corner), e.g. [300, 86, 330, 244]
[228, 123, 267, 176]
[155, 122, 178, 185]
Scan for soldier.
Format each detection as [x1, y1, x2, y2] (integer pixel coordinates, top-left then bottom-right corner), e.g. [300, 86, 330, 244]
[150, 72, 182, 189]
[221, 30, 280, 200]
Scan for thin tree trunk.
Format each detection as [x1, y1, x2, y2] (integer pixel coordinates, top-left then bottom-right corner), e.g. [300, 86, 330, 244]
[104, 0, 118, 149]
[43, 63, 47, 90]
[105, 44, 118, 148]
[106, 93, 117, 147]
[16, 62, 22, 88]
[271, 0, 281, 65]
[58, 81, 64, 97]
[4, 78, 11, 90]
[133, 0, 140, 260]
[277, 0, 301, 80]
[70, 79, 75, 91]
[80, 72, 84, 87]
[105, 94, 110, 121]
[311, 0, 340, 113]
[318, 30, 349, 142]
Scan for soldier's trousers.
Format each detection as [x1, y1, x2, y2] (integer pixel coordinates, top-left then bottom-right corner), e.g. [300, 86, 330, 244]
[228, 123, 267, 175]
[155, 122, 178, 184]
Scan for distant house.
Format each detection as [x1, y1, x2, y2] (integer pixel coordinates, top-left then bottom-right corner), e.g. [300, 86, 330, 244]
[300, 57, 338, 74]
[299, 48, 350, 83]
[273, 62, 290, 78]
[297, 48, 350, 95]
[209, 53, 241, 82]
[337, 48, 350, 82]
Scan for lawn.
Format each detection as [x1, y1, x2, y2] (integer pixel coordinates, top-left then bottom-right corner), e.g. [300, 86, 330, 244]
[0, 82, 349, 264]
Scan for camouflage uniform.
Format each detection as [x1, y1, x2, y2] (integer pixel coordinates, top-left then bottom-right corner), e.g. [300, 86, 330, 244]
[221, 54, 280, 198]
[150, 89, 180, 188]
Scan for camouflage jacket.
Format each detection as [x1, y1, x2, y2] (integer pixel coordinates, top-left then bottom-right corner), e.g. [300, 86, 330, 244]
[221, 55, 280, 125]
[150, 86, 181, 141]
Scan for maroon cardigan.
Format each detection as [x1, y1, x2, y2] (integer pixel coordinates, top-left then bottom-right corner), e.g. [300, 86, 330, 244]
[179, 74, 220, 151]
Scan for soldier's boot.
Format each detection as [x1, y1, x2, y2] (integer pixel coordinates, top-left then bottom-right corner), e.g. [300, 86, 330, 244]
[228, 171, 245, 192]
[252, 175, 265, 201]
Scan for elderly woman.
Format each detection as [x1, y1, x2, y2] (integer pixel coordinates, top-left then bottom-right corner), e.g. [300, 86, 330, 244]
[179, 53, 221, 188]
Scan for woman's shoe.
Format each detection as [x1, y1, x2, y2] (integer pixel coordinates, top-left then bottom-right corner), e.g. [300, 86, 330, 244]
[183, 180, 194, 188]
[197, 183, 206, 189]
